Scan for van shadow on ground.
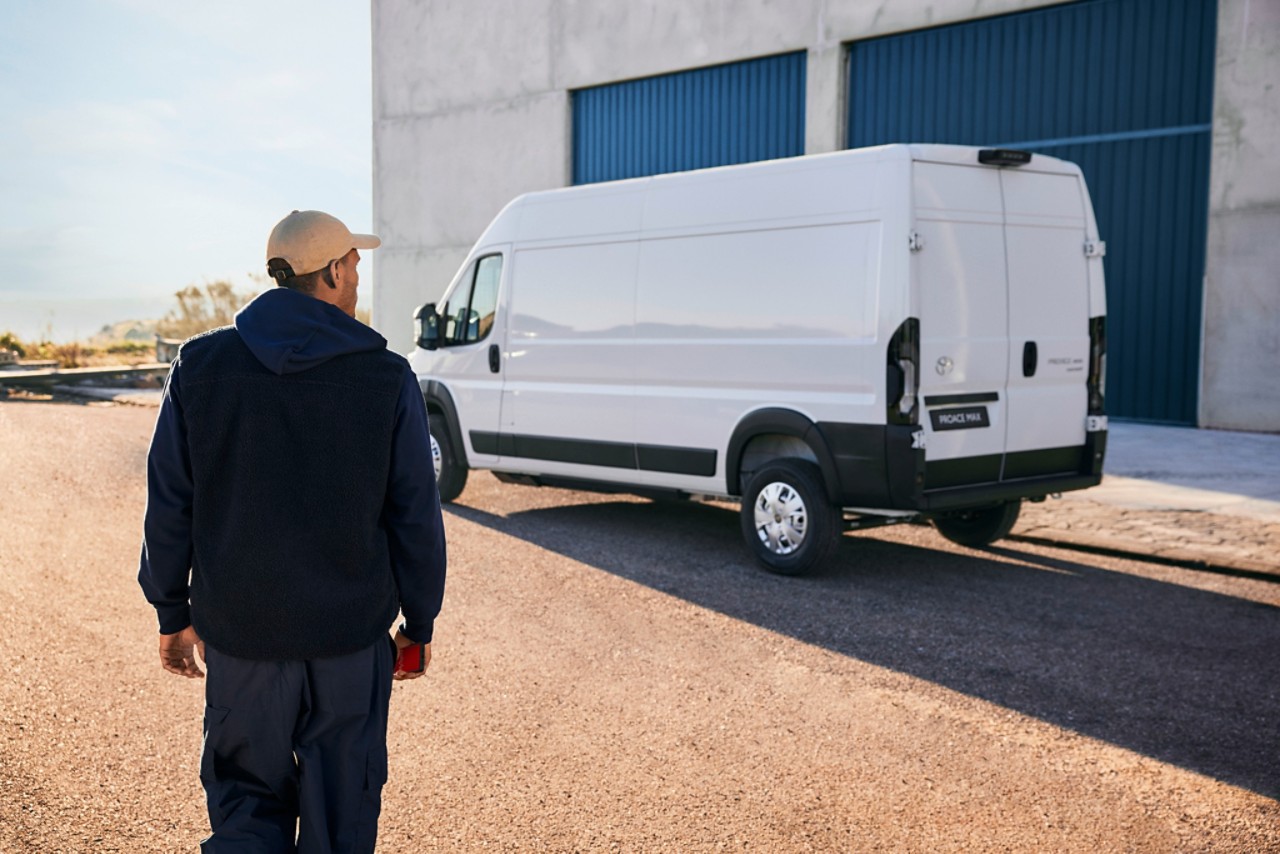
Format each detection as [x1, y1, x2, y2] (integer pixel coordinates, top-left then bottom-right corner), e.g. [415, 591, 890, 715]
[447, 496, 1280, 799]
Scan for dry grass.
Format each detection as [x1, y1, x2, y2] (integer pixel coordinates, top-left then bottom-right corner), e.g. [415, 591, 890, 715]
[1, 332, 157, 369]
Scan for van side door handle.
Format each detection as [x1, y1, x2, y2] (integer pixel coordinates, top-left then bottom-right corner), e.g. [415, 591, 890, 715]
[1022, 341, 1038, 377]
[488, 344, 500, 373]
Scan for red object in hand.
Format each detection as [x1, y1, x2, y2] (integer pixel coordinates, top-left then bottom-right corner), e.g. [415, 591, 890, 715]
[395, 641, 425, 674]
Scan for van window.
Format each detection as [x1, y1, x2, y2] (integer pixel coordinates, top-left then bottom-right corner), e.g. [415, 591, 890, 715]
[509, 242, 636, 340]
[441, 254, 503, 346]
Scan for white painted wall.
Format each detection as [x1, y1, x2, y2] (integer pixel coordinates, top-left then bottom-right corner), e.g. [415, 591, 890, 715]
[1201, 0, 1280, 432]
[372, 0, 1279, 431]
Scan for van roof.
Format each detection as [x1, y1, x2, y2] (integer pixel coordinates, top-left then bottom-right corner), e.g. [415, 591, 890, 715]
[475, 144, 1082, 247]
[517, 144, 1079, 202]
[905, 143, 1079, 174]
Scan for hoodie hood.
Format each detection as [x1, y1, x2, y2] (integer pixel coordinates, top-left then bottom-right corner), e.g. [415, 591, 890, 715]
[234, 287, 387, 375]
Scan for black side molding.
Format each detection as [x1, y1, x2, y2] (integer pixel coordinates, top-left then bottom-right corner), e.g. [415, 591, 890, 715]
[470, 430, 717, 477]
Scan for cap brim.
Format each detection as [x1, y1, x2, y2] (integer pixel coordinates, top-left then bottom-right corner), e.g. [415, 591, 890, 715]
[351, 233, 381, 250]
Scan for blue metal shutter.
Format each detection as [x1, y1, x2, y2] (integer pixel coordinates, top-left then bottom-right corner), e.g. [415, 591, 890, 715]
[573, 52, 806, 185]
[848, 0, 1216, 425]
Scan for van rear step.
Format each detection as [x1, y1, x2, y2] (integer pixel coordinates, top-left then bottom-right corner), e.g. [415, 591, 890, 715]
[841, 512, 917, 532]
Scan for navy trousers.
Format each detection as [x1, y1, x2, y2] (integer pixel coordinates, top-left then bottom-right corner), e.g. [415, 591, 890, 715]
[199, 636, 395, 853]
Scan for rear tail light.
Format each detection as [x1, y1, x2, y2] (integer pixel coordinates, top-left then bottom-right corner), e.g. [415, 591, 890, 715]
[887, 317, 920, 425]
[1088, 316, 1106, 415]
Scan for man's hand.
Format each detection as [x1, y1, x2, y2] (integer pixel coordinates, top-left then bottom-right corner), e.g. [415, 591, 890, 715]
[159, 626, 205, 678]
[392, 629, 430, 681]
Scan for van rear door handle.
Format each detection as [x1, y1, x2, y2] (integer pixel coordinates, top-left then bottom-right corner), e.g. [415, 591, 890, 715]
[1022, 341, 1038, 377]
[488, 344, 500, 373]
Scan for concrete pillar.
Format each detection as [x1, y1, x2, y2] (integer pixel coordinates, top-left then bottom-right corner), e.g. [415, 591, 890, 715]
[1201, 0, 1280, 431]
[804, 43, 845, 155]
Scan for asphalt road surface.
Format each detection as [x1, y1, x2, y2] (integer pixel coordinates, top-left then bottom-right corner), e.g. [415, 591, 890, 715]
[1, 400, 1277, 852]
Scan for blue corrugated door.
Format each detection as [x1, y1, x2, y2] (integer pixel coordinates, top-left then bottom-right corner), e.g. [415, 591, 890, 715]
[848, 0, 1216, 425]
[573, 52, 806, 185]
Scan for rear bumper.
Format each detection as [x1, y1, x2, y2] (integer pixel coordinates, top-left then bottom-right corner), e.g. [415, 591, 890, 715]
[816, 421, 1107, 512]
[917, 470, 1102, 510]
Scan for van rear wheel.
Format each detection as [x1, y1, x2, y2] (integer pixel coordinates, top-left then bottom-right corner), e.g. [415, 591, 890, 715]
[932, 501, 1021, 547]
[429, 416, 468, 503]
[740, 460, 841, 576]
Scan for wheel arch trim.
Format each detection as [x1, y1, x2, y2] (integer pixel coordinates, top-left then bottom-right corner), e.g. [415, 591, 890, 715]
[420, 379, 468, 468]
[726, 408, 840, 502]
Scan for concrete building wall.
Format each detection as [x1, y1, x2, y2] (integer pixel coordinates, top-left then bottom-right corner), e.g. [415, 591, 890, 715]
[371, 0, 1064, 353]
[1201, 0, 1280, 432]
[372, 0, 1279, 431]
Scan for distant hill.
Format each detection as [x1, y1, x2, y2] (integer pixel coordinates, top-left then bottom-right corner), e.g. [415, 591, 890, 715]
[90, 319, 160, 344]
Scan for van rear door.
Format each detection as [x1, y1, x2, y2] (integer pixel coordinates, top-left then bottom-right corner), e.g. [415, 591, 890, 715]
[911, 161, 1010, 488]
[999, 167, 1090, 477]
[911, 154, 1093, 491]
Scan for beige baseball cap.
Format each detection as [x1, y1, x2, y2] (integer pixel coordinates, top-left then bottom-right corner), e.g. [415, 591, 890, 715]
[266, 210, 381, 277]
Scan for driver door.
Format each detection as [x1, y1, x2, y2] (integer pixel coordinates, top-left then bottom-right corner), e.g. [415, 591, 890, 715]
[431, 250, 507, 467]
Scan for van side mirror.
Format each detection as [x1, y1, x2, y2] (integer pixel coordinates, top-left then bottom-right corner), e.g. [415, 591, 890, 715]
[415, 303, 441, 350]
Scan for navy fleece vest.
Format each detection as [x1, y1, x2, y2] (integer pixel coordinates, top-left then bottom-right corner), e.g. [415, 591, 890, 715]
[178, 327, 406, 660]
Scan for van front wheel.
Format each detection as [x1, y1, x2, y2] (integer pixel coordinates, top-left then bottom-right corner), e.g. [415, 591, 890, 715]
[932, 501, 1021, 547]
[740, 460, 842, 576]
[429, 416, 468, 503]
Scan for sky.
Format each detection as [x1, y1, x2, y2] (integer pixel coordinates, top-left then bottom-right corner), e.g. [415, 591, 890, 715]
[0, 0, 374, 341]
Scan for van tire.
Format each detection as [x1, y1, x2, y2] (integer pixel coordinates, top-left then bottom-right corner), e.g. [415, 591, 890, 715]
[932, 501, 1021, 547]
[740, 460, 842, 576]
[429, 416, 468, 503]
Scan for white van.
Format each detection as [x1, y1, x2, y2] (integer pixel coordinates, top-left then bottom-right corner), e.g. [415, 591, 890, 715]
[408, 144, 1108, 574]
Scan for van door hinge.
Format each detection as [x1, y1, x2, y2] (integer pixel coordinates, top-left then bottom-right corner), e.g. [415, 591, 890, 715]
[1084, 239, 1107, 258]
[908, 231, 924, 252]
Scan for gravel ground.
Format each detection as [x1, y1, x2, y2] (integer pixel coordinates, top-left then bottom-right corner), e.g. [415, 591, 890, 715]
[1, 400, 1277, 853]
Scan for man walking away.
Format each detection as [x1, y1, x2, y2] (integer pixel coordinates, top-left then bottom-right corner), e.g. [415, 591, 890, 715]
[139, 210, 447, 853]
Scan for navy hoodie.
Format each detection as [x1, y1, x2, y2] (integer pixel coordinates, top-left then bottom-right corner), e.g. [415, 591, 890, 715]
[138, 287, 446, 657]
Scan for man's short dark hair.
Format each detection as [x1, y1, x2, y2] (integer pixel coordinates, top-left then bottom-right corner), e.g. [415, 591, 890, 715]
[267, 258, 334, 294]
